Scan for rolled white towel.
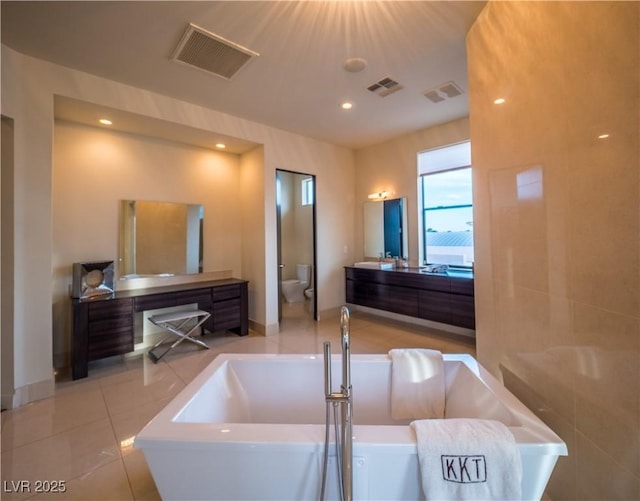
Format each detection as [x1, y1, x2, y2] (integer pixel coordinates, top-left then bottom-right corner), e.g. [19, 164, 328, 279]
[388, 348, 445, 420]
[411, 418, 523, 500]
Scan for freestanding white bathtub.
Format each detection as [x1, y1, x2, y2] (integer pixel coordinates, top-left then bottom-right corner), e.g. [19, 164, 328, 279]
[135, 353, 567, 500]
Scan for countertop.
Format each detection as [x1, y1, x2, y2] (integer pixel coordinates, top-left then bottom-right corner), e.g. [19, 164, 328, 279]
[345, 265, 473, 280]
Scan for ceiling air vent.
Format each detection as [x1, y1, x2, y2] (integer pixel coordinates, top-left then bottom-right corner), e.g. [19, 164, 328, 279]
[367, 77, 404, 97]
[172, 23, 259, 80]
[423, 81, 464, 103]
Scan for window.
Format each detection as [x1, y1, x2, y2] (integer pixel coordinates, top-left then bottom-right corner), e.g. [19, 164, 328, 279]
[301, 177, 314, 206]
[418, 142, 474, 267]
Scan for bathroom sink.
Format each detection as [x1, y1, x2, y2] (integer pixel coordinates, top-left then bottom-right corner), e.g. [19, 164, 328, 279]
[354, 261, 394, 270]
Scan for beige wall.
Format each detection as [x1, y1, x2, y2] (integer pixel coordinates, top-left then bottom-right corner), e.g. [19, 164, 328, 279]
[354, 117, 469, 266]
[1, 48, 55, 406]
[52, 122, 244, 366]
[2, 46, 355, 405]
[53, 122, 243, 279]
[240, 145, 268, 333]
[468, 2, 639, 499]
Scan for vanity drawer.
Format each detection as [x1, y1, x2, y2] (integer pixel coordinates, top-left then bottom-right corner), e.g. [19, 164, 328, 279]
[134, 293, 176, 312]
[346, 279, 368, 305]
[176, 289, 212, 306]
[89, 315, 132, 335]
[368, 283, 419, 316]
[212, 284, 240, 302]
[450, 294, 476, 329]
[88, 328, 134, 361]
[450, 277, 474, 296]
[88, 298, 132, 321]
[87, 313, 133, 360]
[345, 267, 384, 282]
[212, 298, 241, 331]
[420, 274, 451, 293]
[418, 290, 451, 324]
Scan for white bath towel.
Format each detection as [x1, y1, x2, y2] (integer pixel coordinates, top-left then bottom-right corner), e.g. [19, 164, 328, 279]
[389, 348, 445, 420]
[410, 418, 523, 500]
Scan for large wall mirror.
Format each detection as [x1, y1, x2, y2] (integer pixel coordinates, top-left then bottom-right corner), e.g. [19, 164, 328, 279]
[119, 200, 203, 279]
[363, 197, 408, 259]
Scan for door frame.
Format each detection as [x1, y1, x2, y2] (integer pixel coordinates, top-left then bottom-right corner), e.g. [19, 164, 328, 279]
[275, 169, 318, 322]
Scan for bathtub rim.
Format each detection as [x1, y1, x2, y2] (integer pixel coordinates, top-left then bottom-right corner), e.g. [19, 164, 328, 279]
[134, 353, 568, 457]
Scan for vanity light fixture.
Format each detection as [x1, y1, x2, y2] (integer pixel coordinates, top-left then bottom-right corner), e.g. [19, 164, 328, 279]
[99, 118, 113, 125]
[368, 191, 389, 200]
[120, 436, 136, 448]
[493, 98, 506, 105]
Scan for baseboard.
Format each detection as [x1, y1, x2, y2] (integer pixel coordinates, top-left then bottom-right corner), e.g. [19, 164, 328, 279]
[250, 319, 281, 336]
[11, 377, 55, 408]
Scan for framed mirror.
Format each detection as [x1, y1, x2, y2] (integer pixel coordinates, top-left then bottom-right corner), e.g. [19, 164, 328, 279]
[119, 200, 203, 279]
[363, 197, 408, 259]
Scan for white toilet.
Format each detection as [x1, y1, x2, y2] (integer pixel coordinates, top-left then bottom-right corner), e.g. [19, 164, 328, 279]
[281, 264, 311, 303]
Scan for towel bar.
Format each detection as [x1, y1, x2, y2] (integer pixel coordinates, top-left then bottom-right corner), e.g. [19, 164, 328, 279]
[147, 309, 211, 363]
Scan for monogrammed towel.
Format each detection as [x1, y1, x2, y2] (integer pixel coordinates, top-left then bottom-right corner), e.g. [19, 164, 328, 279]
[410, 418, 522, 500]
[389, 348, 445, 420]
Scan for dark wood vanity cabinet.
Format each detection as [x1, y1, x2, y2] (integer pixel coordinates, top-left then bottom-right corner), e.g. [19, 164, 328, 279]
[345, 267, 475, 330]
[72, 298, 135, 368]
[72, 279, 248, 379]
[211, 284, 245, 332]
[346, 278, 419, 317]
[86, 298, 134, 361]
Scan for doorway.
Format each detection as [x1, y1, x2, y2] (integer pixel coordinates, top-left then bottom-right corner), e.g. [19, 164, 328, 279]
[276, 169, 317, 324]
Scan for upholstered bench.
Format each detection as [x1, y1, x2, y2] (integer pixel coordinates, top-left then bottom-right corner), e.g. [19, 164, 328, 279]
[147, 309, 211, 362]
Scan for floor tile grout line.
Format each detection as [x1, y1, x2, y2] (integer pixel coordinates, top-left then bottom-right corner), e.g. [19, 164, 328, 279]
[1, 410, 114, 455]
[1, 418, 124, 494]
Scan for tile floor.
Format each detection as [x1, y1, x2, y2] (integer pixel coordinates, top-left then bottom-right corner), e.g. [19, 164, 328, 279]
[1, 304, 475, 500]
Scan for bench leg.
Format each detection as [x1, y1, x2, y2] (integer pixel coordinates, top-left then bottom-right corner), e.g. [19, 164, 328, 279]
[148, 314, 210, 363]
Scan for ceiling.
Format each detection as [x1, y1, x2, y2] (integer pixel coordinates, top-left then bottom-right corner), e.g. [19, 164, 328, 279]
[1, 1, 485, 152]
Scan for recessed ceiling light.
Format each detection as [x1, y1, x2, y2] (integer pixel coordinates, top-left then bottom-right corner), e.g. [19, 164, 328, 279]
[99, 118, 112, 125]
[215, 143, 226, 149]
[598, 133, 610, 139]
[493, 98, 505, 105]
[341, 101, 354, 110]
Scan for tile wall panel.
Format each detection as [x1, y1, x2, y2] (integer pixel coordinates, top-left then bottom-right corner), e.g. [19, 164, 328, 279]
[468, 2, 640, 499]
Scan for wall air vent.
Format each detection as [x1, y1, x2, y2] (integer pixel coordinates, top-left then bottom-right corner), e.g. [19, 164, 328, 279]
[367, 77, 404, 97]
[172, 23, 259, 80]
[423, 81, 464, 103]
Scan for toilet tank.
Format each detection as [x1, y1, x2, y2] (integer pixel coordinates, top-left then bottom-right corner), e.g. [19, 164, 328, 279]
[296, 264, 310, 284]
